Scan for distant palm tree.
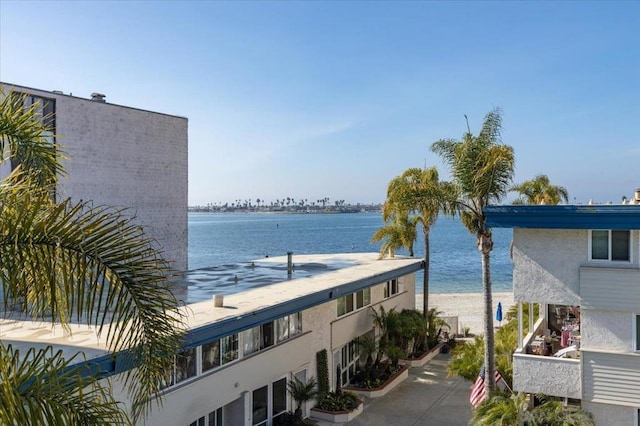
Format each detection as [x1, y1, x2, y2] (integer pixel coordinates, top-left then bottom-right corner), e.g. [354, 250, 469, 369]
[382, 167, 453, 321]
[431, 108, 515, 395]
[371, 210, 418, 258]
[511, 174, 569, 205]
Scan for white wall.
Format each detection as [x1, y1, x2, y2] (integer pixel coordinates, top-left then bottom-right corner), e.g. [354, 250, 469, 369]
[512, 229, 585, 304]
[1, 84, 188, 271]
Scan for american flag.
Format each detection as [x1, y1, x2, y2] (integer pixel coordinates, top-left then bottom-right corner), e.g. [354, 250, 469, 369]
[469, 366, 503, 408]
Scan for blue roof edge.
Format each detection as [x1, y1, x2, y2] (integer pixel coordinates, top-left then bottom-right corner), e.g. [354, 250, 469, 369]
[485, 205, 640, 229]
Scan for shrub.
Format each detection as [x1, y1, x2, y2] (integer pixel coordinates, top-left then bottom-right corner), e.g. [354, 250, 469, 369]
[316, 391, 360, 412]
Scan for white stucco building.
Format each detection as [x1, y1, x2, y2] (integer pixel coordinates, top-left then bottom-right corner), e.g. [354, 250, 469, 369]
[485, 195, 640, 425]
[0, 82, 188, 271]
[1, 253, 422, 425]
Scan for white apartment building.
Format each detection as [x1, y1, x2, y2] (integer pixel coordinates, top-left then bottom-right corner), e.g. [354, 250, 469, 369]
[1, 253, 422, 425]
[485, 196, 640, 425]
[0, 82, 188, 271]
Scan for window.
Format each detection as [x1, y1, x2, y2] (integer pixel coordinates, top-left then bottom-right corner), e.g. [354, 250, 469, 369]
[221, 334, 238, 364]
[635, 314, 640, 352]
[202, 334, 238, 372]
[243, 326, 261, 356]
[338, 289, 370, 317]
[337, 338, 361, 386]
[384, 279, 399, 298]
[276, 316, 289, 343]
[356, 288, 371, 309]
[289, 312, 302, 336]
[272, 378, 287, 424]
[202, 340, 221, 372]
[261, 322, 274, 349]
[252, 386, 268, 425]
[590, 230, 630, 262]
[175, 348, 197, 384]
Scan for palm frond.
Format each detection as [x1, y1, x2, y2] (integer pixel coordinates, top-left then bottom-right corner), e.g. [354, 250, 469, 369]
[0, 180, 186, 422]
[0, 343, 130, 425]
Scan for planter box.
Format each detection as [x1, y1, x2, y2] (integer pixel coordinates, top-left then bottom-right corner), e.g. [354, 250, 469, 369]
[310, 400, 363, 423]
[343, 364, 409, 399]
[400, 342, 445, 368]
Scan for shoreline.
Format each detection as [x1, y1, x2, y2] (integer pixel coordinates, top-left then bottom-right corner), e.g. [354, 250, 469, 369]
[416, 291, 515, 336]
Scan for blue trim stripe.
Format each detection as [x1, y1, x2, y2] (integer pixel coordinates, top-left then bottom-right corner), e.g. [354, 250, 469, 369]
[485, 205, 640, 230]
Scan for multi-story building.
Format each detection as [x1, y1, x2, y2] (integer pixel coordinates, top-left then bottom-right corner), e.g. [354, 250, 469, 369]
[485, 193, 640, 425]
[1, 253, 422, 425]
[0, 82, 188, 271]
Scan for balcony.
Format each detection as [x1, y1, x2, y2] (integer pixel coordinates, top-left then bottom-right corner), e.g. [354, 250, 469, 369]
[513, 315, 581, 399]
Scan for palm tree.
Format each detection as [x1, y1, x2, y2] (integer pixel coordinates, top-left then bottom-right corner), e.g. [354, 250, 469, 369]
[0, 89, 185, 423]
[511, 174, 569, 205]
[431, 108, 515, 395]
[370, 210, 418, 258]
[382, 167, 453, 321]
[287, 376, 318, 421]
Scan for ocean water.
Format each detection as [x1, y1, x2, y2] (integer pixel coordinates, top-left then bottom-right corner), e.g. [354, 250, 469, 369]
[188, 212, 513, 294]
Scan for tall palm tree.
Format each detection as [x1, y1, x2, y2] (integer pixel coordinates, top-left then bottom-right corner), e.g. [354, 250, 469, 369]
[382, 167, 452, 321]
[511, 174, 569, 205]
[431, 108, 515, 395]
[0, 89, 185, 424]
[370, 210, 418, 258]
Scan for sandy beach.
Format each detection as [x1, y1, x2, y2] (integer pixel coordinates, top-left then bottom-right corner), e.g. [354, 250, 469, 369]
[416, 292, 515, 336]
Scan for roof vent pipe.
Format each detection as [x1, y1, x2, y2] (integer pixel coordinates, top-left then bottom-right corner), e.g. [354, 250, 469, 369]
[287, 251, 293, 277]
[90, 92, 106, 102]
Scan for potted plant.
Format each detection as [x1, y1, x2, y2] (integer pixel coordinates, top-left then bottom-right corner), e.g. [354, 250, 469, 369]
[287, 376, 318, 423]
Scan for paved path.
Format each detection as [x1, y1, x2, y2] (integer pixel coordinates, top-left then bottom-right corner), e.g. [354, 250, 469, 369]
[316, 353, 473, 426]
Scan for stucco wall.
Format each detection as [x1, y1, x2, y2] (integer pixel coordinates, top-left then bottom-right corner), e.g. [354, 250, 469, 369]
[582, 310, 633, 352]
[512, 229, 585, 304]
[582, 401, 634, 426]
[512, 354, 581, 399]
[1, 83, 188, 271]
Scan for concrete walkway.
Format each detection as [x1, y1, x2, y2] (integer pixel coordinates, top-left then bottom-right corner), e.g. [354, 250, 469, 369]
[315, 353, 473, 426]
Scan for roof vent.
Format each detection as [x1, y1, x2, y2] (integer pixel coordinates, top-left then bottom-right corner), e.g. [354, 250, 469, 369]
[90, 92, 106, 103]
[52, 90, 63, 94]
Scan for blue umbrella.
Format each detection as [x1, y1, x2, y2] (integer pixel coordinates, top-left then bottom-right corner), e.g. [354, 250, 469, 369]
[496, 302, 503, 325]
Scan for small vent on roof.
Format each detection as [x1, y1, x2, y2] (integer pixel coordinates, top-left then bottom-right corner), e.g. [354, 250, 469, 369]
[90, 92, 106, 103]
[52, 90, 63, 94]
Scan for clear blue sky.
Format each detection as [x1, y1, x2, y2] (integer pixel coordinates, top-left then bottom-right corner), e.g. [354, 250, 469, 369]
[2, 1, 638, 206]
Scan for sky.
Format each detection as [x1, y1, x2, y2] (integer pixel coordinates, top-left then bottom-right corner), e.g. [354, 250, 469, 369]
[1, 1, 638, 206]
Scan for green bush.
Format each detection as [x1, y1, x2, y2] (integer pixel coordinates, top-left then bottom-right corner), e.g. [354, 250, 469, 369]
[316, 391, 360, 412]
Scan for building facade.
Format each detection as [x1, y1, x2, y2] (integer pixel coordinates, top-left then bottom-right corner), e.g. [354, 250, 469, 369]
[486, 200, 640, 425]
[1, 253, 422, 425]
[0, 82, 188, 271]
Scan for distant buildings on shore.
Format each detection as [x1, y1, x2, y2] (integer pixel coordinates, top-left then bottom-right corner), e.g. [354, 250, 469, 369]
[189, 201, 383, 214]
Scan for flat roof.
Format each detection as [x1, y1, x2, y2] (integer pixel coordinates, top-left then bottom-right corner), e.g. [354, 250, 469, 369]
[485, 204, 640, 229]
[1, 253, 422, 378]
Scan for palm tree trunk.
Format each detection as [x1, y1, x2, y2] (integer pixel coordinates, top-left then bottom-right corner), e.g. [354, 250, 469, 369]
[479, 231, 496, 395]
[423, 231, 429, 320]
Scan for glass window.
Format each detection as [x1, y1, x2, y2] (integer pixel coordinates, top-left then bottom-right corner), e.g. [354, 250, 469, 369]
[337, 296, 346, 316]
[385, 279, 399, 297]
[252, 386, 268, 425]
[591, 230, 609, 260]
[221, 334, 238, 364]
[591, 230, 630, 261]
[345, 294, 354, 313]
[243, 327, 261, 356]
[289, 312, 302, 336]
[272, 378, 287, 420]
[175, 348, 197, 384]
[276, 316, 289, 343]
[202, 340, 221, 372]
[208, 408, 222, 426]
[635, 315, 640, 352]
[261, 322, 274, 349]
[356, 288, 371, 309]
[612, 230, 630, 261]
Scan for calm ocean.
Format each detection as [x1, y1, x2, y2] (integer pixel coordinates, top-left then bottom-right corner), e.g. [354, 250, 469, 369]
[188, 212, 513, 294]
